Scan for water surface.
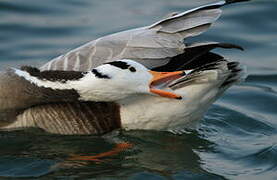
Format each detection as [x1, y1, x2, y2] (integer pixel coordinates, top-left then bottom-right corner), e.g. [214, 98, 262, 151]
[0, 0, 277, 179]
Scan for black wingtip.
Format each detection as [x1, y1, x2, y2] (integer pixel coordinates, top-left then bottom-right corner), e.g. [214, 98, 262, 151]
[200, 0, 251, 10]
[185, 42, 244, 52]
[218, 43, 244, 51]
[225, 0, 251, 5]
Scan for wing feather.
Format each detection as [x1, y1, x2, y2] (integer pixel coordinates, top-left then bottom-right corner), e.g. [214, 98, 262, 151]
[40, 0, 249, 71]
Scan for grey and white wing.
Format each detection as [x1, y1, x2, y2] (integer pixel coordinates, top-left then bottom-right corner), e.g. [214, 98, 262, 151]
[40, 0, 247, 71]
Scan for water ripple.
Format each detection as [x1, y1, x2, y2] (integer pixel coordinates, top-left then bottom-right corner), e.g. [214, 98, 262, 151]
[0, 0, 276, 179]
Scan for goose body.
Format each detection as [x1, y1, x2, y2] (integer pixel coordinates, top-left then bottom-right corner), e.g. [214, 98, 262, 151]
[0, 0, 248, 135]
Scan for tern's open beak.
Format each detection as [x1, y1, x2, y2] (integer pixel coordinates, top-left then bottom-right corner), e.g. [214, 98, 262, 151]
[149, 71, 184, 100]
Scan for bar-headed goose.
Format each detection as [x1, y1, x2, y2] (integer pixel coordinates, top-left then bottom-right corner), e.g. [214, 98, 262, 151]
[0, 58, 245, 134]
[0, 0, 249, 134]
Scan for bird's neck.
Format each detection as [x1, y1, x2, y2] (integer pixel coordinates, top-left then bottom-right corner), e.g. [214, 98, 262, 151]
[2, 68, 88, 111]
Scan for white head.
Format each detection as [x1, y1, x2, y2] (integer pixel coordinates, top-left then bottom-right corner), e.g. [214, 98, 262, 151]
[74, 59, 184, 102]
[13, 59, 184, 102]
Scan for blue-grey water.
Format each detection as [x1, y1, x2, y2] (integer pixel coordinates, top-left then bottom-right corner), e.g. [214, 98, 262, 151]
[0, 0, 276, 179]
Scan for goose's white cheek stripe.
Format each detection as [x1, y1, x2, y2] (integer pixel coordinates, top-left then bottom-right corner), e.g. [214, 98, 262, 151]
[12, 68, 77, 90]
[13, 68, 106, 101]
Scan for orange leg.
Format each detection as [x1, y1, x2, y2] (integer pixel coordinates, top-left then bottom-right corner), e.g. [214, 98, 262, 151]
[68, 142, 133, 162]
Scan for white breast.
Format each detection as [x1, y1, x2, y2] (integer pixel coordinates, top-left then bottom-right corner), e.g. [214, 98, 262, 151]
[119, 82, 222, 131]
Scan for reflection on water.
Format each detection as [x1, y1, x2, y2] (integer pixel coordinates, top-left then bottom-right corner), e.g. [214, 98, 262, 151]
[0, 129, 222, 179]
[0, 0, 277, 179]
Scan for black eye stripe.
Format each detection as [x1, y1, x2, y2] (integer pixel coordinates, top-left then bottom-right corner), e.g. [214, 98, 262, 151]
[92, 69, 110, 79]
[105, 61, 136, 73]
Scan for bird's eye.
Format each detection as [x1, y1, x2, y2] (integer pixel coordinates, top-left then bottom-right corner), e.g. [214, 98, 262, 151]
[91, 69, 110, 79]
[129, 67, 136, 72]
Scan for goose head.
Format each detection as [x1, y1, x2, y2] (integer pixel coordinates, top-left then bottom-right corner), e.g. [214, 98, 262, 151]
[83, 59, 184, 101]
[71, 59, 184, 102]
[12, 60, 184, 103]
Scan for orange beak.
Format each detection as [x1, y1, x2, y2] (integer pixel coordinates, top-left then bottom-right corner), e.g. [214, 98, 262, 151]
[149, 71, 184, 100]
